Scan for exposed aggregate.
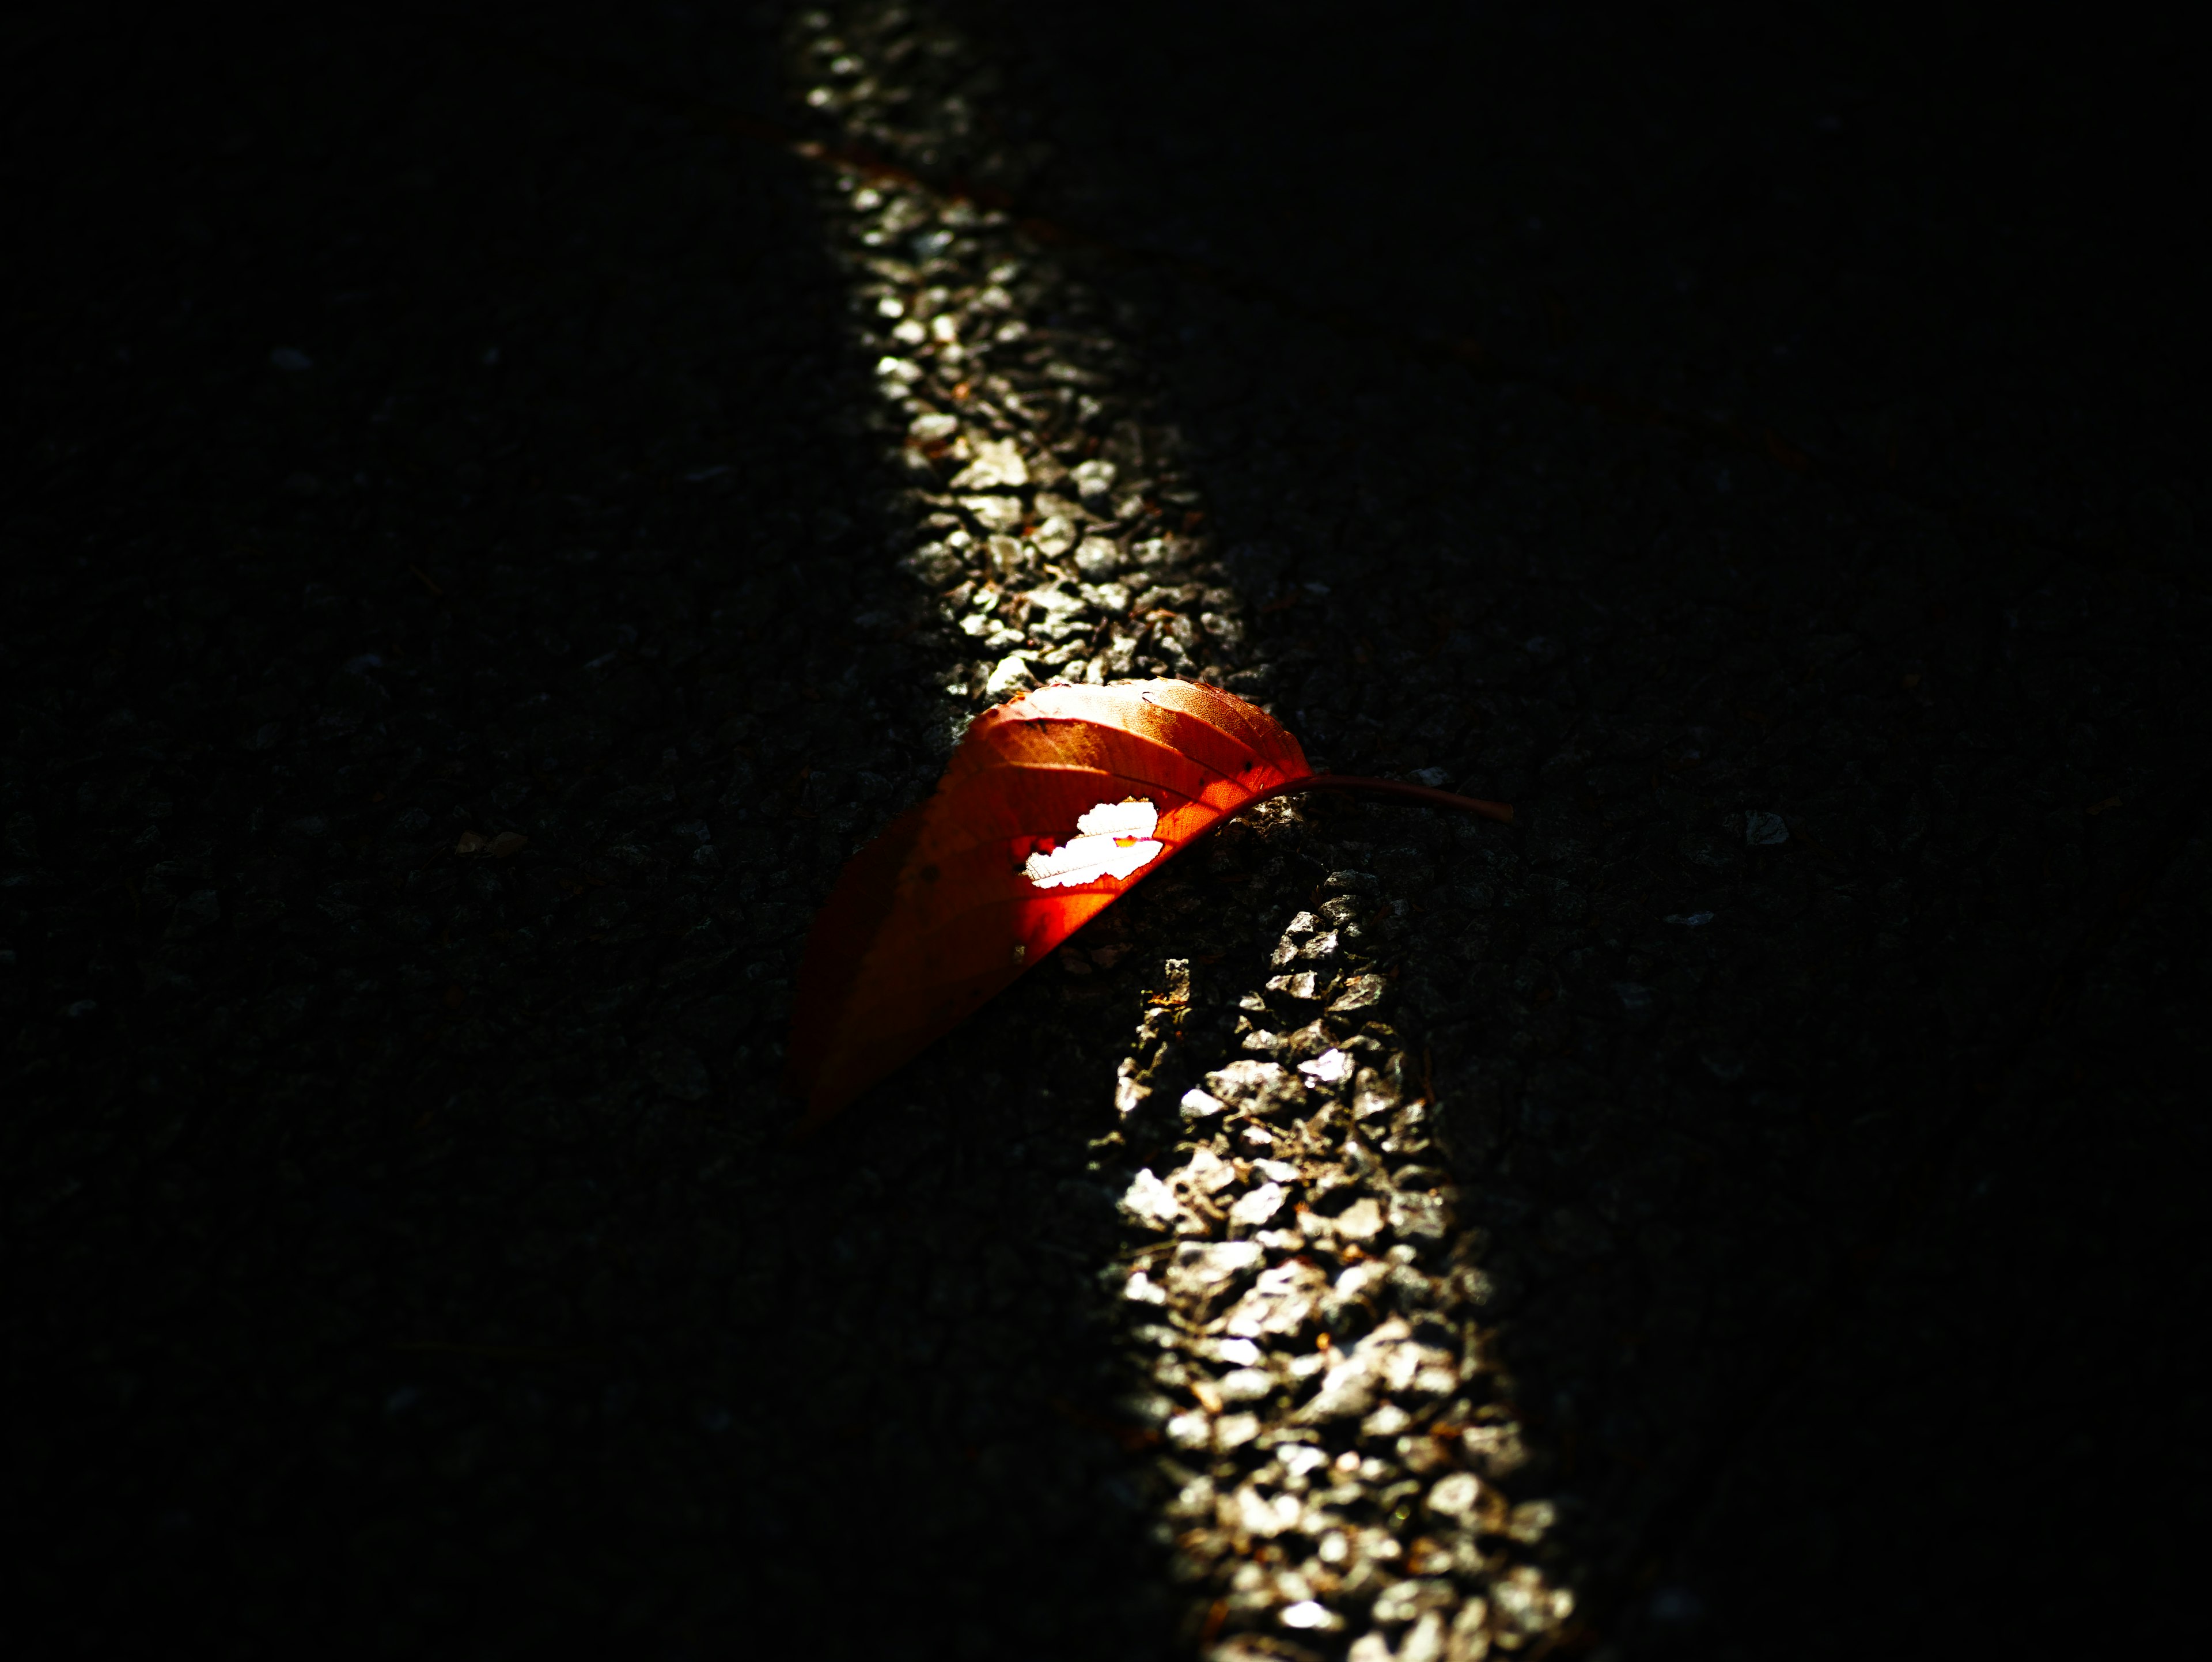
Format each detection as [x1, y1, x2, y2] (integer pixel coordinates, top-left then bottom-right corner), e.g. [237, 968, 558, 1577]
[790, 6, 1570, 1652]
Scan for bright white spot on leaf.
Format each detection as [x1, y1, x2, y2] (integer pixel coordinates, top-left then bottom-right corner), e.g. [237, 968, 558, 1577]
[1022, 798, 1163, 888]
[1081, 800, 1157, 837]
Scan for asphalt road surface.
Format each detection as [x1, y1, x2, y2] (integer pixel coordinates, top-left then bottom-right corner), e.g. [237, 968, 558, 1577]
[9, 5, 2206, 1659]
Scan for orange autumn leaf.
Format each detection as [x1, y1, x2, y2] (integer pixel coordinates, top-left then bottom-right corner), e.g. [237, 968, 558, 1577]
[782, 679, 1512, 1133]
[783, 680, 1308, 1130]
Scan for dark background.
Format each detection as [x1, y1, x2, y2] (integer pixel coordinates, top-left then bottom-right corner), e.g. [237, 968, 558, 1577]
[7, 3, 2205, 1657]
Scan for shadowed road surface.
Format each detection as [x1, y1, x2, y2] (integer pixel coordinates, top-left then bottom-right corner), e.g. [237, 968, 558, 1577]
[8, 5, 2206, 1658]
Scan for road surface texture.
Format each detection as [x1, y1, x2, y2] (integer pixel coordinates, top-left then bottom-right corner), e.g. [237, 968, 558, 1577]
[8, 3, 2206, 1659]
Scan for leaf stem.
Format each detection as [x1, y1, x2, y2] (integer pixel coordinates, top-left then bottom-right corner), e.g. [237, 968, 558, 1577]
[1245, 774, 1516, 825]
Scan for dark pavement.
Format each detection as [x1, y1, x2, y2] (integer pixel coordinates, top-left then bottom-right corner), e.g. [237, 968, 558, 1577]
[7, 5, 2206, 1657]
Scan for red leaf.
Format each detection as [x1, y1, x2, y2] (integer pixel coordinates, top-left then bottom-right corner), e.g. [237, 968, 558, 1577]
[784, 679, 1309, 1129]
[782, 679, 1513, 1133]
